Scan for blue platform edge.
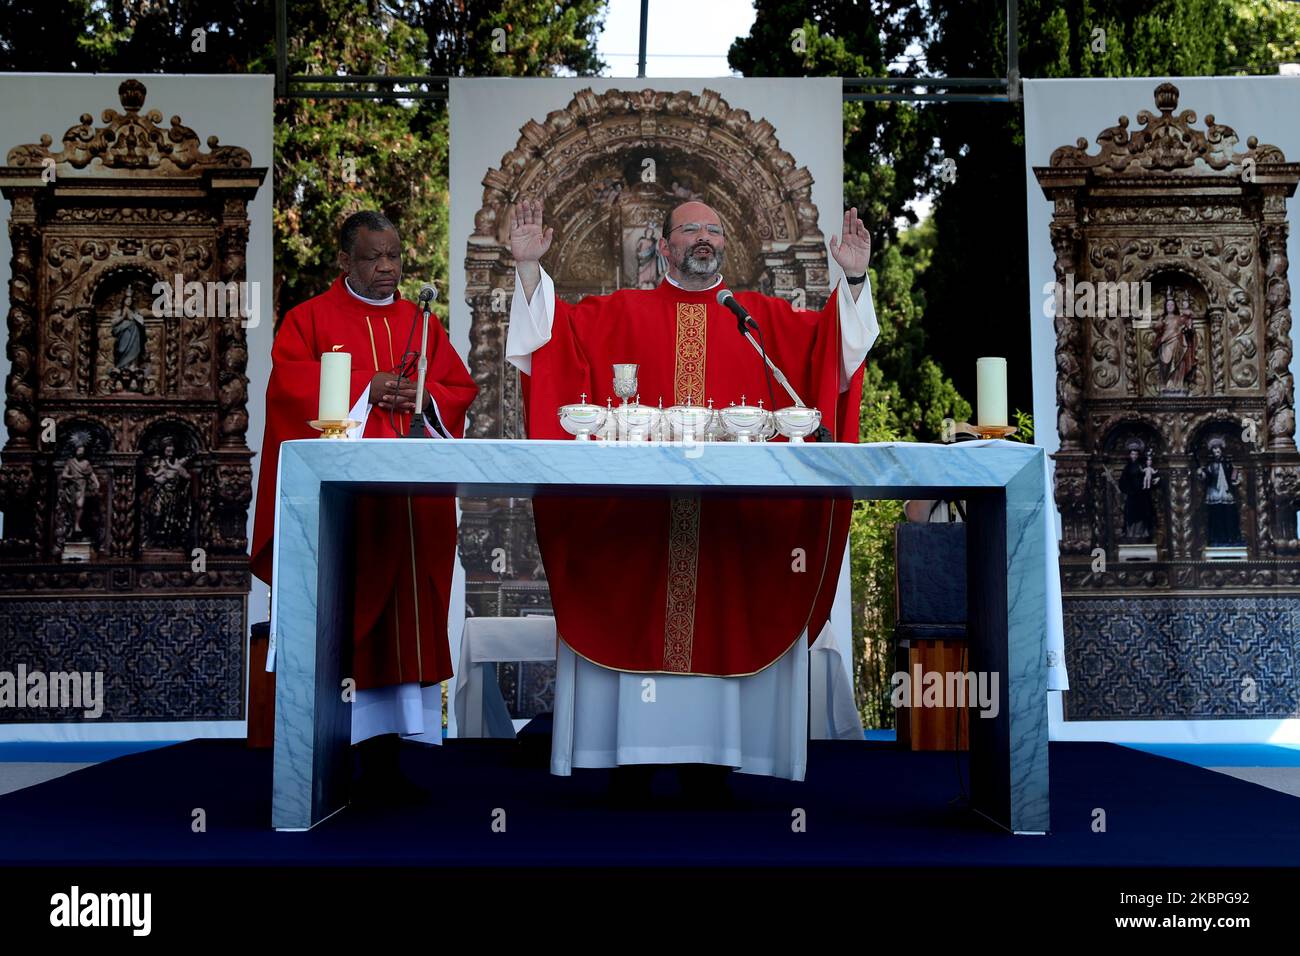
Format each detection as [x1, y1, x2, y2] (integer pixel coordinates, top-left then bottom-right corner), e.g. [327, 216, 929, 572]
[1124, 743, 1300, 767]
[8, 736, 1298, 768]
[0, 741, 179, 763]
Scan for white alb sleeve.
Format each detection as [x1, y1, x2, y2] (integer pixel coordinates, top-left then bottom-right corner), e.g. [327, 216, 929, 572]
[422, 393, 448, 439]
[836, 275, 880, 392]
[345, 385, 370, 439]
[505, 266, 557, 376]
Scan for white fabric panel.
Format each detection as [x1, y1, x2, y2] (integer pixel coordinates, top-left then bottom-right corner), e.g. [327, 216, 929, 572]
[809, 622, 864, 740]
[350, 683, 443, 745]
[453, 616, 557, 738]
[550, 634, 809, 781]
[504, 266, 556, 378]
[460, 616, 557, 663]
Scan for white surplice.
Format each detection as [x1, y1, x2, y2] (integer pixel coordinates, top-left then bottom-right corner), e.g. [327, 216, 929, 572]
[507, 266, 879, 780]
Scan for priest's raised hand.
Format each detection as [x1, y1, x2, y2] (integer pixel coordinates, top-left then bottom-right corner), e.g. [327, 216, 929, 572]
[511, 196, 553, 300]
[829, 206, 873, 286]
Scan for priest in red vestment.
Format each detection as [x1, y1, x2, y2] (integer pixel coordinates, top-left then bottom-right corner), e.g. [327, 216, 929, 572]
[506, 198, 878, 798]
[252, 211, 477, 800]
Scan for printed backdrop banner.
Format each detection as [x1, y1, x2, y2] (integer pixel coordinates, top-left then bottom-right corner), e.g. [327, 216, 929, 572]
[1024, 76, 1300, 743]
[448, 78, 847, 734]
[0, 74, 273, 741]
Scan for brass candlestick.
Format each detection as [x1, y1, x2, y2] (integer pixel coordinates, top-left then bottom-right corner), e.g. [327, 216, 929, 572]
[308, 419, 362, 439]
[972, 423, 1018, 440]
[947, 421, 1018, 441]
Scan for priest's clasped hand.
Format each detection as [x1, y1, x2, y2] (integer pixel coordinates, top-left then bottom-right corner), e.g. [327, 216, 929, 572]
[370, 371, 429, 414]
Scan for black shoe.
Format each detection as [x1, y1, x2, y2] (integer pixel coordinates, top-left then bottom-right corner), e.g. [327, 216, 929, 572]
[352, 734, 430, 808]
[606, 764, 656, 809]
[677, 764, 736, 809]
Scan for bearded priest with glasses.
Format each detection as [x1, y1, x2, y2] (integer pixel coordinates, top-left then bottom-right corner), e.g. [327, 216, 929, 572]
[506, 198, 879, 804]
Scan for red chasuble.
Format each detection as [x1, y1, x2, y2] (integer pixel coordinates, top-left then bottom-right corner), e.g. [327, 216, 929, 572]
[251, 276, 477, 690]
[525, 279, 864, 676]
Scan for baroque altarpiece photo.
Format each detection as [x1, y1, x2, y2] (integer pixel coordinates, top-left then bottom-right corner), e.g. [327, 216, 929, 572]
[0, 79, 266, 721]
[1035, 83, 1300, 720]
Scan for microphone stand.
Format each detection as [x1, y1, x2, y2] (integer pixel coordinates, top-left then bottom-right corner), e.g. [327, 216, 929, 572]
[406, 297, 433, 438]
[720, 288, 834, 440]
[739, 327, 806, 408]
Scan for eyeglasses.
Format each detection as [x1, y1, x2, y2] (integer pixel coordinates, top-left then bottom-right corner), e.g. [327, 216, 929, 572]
[668, 222, 724, 237]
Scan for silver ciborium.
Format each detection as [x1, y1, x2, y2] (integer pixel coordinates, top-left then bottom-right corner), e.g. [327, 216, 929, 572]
[773, 406, 823, 443]
[558, 392, 608, 440]
[719, 397, 774, 443]
[615, 395, 661, 441]
[665, 397, 716, 443]
[595, 397, 618, 440]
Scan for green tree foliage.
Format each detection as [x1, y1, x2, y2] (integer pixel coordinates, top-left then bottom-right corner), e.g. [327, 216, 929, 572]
[729, 3, 965, 444]
[849, 393, 906, 728]
[0, 0, 275, 72]
[265, 0, 443, 319]
[0, 0, 605, 319]
[1225, 0, 1300, 72]
[390, 0, 606, 77]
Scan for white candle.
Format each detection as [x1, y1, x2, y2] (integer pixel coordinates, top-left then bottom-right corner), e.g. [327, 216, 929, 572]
[976, 357, 1008, 427]
[319, 351, 351, 421]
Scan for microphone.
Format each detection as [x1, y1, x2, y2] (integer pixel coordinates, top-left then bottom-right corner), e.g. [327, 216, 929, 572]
[406, 283, 437, 437]
[717, 286, 816, 421]
[716, 288, 758, 335]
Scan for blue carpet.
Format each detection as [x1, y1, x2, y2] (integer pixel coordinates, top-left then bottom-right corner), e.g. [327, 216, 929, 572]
[0, 737, 1295, 867]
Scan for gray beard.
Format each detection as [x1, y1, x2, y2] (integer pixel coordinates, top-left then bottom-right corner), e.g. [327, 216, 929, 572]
[677, 245, 724, 277]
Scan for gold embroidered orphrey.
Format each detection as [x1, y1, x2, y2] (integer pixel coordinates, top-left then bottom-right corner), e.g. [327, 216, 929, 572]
[673, 302, 707, 406]
[662, 300, 709, 670]
[663, 495, 703, 672]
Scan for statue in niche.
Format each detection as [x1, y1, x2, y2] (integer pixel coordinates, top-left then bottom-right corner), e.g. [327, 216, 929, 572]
[1153, 287, 1198, 393]
[634, 224, 661, 289]
[57, 443, 100, 541]
[1197, 439, 1243, 546]
[1117, 445, 1161, 541]
[106, 283, 155, 393]
[112, 286, 145, 368]
[142, 442, 193, 548]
